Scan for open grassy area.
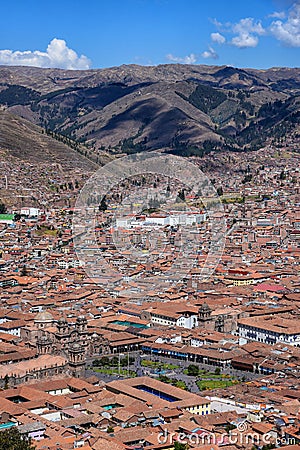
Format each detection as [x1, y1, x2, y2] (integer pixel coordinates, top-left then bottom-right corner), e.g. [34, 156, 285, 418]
[35, 226, 58, 237]
[141, 359, 179, 370]
[183, 366, 239, 390]
[197, 379, 237, 390]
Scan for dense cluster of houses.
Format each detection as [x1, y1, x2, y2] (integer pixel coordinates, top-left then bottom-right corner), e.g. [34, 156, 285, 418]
[0, 146, 299, 448]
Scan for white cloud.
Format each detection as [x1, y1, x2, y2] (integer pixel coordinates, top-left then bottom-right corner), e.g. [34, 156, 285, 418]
[231, 34, 259, 48]
[211, 18, 231, 31]
[211, 32, 226, 44]
[232, 17, 265, 36]
[0, 38, 92, 69]
[201, 46, 218, 59]
[166, 53, 197, 64]
[208, 2, 300, 54]
[270, 2, 300, 46]
[268, 11, 286, 19]
[231, 17, 265, 48]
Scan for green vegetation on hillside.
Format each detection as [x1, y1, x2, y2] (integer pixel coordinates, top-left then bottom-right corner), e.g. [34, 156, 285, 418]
[188, 84, 227, 113]
[0, 85, 40, 106]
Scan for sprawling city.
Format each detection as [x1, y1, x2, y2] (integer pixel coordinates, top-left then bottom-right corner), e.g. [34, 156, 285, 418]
[1, 1, 300, 449]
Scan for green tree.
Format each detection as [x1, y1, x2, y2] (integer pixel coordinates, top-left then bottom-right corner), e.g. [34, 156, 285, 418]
[99, 356, 110, 366]
[177, 189, 185, 202]
[214, 367, 221, 375]
[0, 201, 7, 214]
[99, 195, 108, 212]
[225, 423, 236, 433]
[0, 427, 36, 450]
[120, 356, 135, 367]
[158, 374, 170, 383]
[174, 442, 189, 450]
[187, 364, 199, 377]
[107, 425, 114, 433]
[4, 374, 9, 389]
[174, 380, 187, 390]
[20, 265, 28, 277]
[242, 174, 252, 184]
[216, 187, 223, 197]
[111, 356, 119, 366]
[279, 170, 286, 180]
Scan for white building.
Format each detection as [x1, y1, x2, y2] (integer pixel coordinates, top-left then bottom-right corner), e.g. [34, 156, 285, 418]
[0, 320, 23, 337]
[20, 207, 41, 217]
[115, 212, 206, 229]
[238, 316, 300, 347]
[150, 310, 198, 329]
[57, 259, 81, 269]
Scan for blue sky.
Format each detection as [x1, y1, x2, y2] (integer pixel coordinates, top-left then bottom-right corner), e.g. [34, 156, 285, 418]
[0, 0, 300, 69]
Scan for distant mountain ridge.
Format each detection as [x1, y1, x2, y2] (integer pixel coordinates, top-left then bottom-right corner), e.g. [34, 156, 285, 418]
[1, 64, 300, 156]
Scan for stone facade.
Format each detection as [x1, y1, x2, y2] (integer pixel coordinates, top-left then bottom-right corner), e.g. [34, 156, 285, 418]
[20, 313, 111, 381]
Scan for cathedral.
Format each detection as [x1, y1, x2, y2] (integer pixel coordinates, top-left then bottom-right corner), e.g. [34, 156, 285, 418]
[197, 302, 238, 334]
[21, 312, 110, 378]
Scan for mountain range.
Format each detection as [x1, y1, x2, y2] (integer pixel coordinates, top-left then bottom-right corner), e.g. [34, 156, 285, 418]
[1, 64, 300, 159]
